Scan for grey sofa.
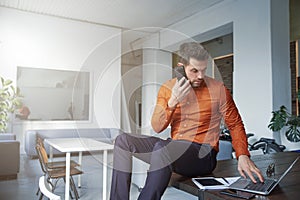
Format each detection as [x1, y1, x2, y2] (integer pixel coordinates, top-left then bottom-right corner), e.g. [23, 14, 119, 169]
[24, 128, 122, 158]
[0, 133, 20, 180]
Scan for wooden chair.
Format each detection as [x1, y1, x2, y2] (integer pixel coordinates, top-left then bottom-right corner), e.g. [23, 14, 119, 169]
[39, 175, 61, 200]
[36, 135, 80, 169]
[35, 136, 80, 198]
[36, 144, 83, 200]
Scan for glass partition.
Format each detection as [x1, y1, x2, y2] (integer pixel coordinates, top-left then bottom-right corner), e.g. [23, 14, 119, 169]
[16, 67, 90, 121]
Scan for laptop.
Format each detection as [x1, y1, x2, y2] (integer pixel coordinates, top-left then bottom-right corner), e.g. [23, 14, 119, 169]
[229, 156, 299, 195]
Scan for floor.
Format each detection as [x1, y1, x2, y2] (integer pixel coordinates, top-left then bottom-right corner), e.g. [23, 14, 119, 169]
[0, 153, 197, 200]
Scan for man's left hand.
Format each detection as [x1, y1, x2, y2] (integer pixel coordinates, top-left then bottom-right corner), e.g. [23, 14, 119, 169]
[237, 155, 264, 183]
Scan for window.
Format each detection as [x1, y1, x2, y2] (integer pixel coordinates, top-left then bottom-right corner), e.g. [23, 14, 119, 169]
[16, 67, 90, 121]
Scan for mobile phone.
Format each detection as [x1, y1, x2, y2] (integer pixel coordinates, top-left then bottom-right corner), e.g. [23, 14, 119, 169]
[220, 189, 255, 199]
[174, 66, 187, 81]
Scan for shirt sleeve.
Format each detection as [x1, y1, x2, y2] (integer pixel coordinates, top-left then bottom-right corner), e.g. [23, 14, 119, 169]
[219, 85, 250, 159]
[151, 81, 175, 133]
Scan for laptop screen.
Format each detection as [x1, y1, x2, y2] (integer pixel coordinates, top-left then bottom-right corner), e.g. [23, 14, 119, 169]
[276, 156, 299, 183]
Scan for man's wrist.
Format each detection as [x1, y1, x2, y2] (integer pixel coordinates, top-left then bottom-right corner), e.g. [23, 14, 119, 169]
[237, 154, 250, 160]
[168, 96, 178, 109]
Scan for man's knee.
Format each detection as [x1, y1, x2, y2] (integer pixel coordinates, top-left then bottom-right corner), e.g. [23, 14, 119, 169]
[114, 133, 129, 149]
[153, 139, 170, 151]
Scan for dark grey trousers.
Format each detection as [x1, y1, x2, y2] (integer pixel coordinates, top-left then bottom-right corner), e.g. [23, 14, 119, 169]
[110, 133, 217, 200]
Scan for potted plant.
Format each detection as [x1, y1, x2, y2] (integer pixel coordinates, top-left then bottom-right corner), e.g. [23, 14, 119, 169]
[0, 76, 22, 133]
[268, 105, 300, 143]
[285, 115, 300, 142]
[268, 105, 288, 132]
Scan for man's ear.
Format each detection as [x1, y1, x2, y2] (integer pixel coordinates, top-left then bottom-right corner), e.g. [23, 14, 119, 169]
[177, 62, 184, 67]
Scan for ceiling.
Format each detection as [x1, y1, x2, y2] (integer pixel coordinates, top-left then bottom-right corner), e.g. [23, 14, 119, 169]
[0, 0, 226, 53]
[0, 0, 224, 30]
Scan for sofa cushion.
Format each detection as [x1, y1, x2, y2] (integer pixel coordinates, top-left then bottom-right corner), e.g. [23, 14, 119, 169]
[0, 140, 20, 177]
[0, 133, 16, 140]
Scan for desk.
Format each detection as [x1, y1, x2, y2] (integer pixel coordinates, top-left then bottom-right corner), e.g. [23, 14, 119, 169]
[172, 152, 300, 200]
[45, 138, 114, 200]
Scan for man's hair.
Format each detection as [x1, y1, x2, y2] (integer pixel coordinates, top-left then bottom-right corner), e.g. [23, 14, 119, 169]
[178, 42, 209, 65]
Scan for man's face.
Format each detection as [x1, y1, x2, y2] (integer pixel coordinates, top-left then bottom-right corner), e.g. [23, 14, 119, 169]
[185, 58, 208, 88]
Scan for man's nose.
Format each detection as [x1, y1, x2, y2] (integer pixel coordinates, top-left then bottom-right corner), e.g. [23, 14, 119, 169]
[197, 71, 204, 79]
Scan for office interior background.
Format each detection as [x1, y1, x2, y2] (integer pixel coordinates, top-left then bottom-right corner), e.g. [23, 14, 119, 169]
[0, 0, 300, 153]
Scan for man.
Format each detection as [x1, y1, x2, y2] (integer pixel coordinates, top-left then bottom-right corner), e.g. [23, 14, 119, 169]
[110, 42, 263, 200]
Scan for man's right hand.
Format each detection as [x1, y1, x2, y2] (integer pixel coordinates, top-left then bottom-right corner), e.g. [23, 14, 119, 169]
[168, 77, 191, 109]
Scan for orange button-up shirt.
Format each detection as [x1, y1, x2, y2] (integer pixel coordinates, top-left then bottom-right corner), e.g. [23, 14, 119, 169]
[151, 76, 250, 158]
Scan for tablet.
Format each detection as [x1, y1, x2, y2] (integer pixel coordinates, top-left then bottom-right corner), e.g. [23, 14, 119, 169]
[192, 177, 228, 190]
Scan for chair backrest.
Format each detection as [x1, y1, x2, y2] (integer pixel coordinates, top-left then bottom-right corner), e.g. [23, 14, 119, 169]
[36, 145, 49, 173]
[39, 176, 61, 200]
[36, 134, 45, 148]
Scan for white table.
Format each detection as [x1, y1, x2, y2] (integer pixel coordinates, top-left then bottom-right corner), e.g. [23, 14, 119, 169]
[44, 138, 114, 200]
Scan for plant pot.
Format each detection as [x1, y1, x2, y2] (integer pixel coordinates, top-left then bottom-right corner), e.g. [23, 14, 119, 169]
[280, 126, 300, 151]
[272, 131, 282, 145]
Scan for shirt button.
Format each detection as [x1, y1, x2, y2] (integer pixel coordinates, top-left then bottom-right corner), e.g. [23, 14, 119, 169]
[185, 115, 188, 118]
[183, 124, 187, 127]
[187, 101, 190, 105]
[179, 134, 183, 137]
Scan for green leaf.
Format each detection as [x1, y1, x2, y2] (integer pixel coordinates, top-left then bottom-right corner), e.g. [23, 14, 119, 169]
[4, 79, 12, 86]
[16, 87, 21, 96]
[268, 105, 289, 132]
[0, 76, 23, 131]
[285, 126, 300, 142]
[10, 85, 16, 94]
[0, 77, 4, 86]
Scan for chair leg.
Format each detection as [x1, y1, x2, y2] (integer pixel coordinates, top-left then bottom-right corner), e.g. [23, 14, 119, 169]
[51, 178, 60, 192]
[63, 177, 74, 199]
[70, 176, 79, 200]
[46, 176, 55, 192]
[36, 187, 40, 196]
[39, 193, 43, 200]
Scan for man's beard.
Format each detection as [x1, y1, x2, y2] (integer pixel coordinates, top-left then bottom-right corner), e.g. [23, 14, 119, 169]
[191, 79, 204, 88]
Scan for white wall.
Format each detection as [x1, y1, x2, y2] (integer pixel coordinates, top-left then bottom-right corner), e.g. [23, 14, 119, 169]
[141, 33, 173, 135]
[142, 0, 291, 145]
[121, 50, 143, 134]
[0, 7, 121, 152]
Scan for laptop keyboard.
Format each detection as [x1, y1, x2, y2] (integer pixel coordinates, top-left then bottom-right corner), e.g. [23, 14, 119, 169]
[246, 179, 275, 192]
[230, 178, 251, 188]
[230, 177, 276, 192]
